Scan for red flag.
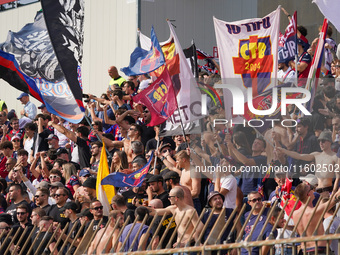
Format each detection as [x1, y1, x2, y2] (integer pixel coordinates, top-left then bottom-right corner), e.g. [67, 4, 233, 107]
[133, 68, 177, 126]
[280, 177, 301, 215]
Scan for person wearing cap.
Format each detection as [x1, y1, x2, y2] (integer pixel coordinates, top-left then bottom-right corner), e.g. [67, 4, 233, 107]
[82, 177, 97, 200]
[201, 191, 235, 245]
[38, 104, 49, 114]
[77, 208, 93, 226]
[46, 134, 60, 150]
[278, 130, 339, 196]
[277, 56, 295, 84]
[289, 38, 311, 87]
[164, 170, 194, 207]
[17, 92, 37, 120]
[146, 175, 170, 208]
[88, 210, 124, 254]
[11, 135, 21, 154]
[55, 201, 82, 253]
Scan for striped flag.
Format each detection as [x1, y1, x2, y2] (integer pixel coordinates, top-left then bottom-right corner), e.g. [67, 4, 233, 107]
[96, 142, 115, 216]
[305, 18, 328, 112]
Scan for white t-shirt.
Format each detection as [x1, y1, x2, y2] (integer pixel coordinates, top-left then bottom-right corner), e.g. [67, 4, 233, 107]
[220, 175, 237, 209]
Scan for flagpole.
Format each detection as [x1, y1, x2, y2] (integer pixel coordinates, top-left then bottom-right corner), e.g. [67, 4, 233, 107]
[153, 139, 160, 174]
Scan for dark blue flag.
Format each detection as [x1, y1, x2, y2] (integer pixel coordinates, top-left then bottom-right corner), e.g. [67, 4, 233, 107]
[101, 152, 153, 188]
[121, 27, 165, 76]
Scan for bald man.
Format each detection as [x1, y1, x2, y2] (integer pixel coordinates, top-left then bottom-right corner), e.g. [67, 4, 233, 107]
[108, 66, 126, 89]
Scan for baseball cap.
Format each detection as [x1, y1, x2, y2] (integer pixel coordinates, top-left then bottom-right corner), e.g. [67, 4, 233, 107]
[62, 202, 78, 211]
[11, 135, 21, 141]
[207, 191, 224, 205]
[163, 171, 180, 181]
[0, 213, 13, 225]
[46, 134, 59, 141]
[38, 104, 46, 109]
[56, 148, 68, 155]
[300, 174, 318, 187]
[318, 130, 332, 143]
[50, 182, 64, 188]
[147, 175, 163, 183]
[76, 208, 93, 219]
[82, 177, 96, 190]
[159, 143, 172, 151]
[79, 169, 91, 177]
[17, 92, 29, 100]
[36, 181, 51, 189]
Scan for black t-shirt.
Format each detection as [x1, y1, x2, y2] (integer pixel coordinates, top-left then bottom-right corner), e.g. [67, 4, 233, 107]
[48, 204, 69, 229]
[155, 191, 170, 208]
[12, 222, 34, 253]
[121, 189, 148, 210]
[76, 137, 91, 169]
[84, 216, 108, 233]
[149, 214, 176, 249]
[141, 125, 156, 147]
[41, 204, 52, 215]
[5, 200, 31, 224]
[31, 230, 54, 254]
[65, 218, 82, 253]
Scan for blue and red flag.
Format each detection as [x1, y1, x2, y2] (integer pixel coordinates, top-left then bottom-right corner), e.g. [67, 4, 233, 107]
[121, 27, 165, 76]
[133, 67, 177, 126]
[101, 152, 153, 188]
[278, 11, 297, 62]
[305, 18, 328, 112]
[0, 11, 84, 123]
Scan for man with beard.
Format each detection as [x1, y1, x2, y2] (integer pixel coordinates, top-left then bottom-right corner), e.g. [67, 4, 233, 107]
[48, 187, 69, 228]
[35, 187, 51, 214]
[146, 175, 170, 208]
[277, 57, 295, 83]
[88, 200, 108, 231]
[88, 210, 124, 254]
[202, 191, 236, 245]
[163, 171, 193, 207]
[90, 141, 102, 174]
[278, 130, 339, 196]
[46, 134, 59, 150]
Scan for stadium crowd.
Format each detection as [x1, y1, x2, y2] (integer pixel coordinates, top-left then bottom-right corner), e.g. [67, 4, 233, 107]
[2, 10, 340, 255]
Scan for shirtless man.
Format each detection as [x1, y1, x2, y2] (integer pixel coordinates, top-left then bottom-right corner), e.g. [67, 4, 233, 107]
[277, 130, 339, 195]
[175, 150, 202, 214]
[150, 186, 204, 247]
[293, 183, 340, 253]
[87, 210, 124, 254]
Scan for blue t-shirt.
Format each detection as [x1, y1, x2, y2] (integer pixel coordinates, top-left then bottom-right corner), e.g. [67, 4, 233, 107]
[119, 223, 149, 252]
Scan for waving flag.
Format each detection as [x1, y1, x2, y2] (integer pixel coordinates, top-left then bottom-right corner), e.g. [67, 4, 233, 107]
[102, 152, 153, 188]
[313, 0, 340, 33]
[278, 11, 297, 62]
[133, 68, 177, 126]
[139, 21, 203, 129]
[41, 0, 85, 111]
[0, 11, 84, 123]
[96, 142, 115, 216]
[305, 19, 328, 112]
[121, 27, 165, 76]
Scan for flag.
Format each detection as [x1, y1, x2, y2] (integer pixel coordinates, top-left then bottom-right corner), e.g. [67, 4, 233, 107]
[313, 0, 340, 33]
[214, 7, 280, 119]
[41, 0, 85, 111]
[101, 152, 153, 188]
[0, 11, 84, 123]
[278, 12, 297, 62]
[305, 18, 328, 112]
[196, 48, 214, 60]
[280, 178, 301, 215]
[133, 68, 177, 126]
[139, 22, 203, 125]
[183, 43, 199, 78]
[121, 27, 165, 76]
[96, 142, 115, 216]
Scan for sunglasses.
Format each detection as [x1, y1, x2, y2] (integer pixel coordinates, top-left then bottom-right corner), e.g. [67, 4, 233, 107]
[0, 227, 10, 230]
[319, 139, 328, 143]
[49, 175, 59, 179]
[249, 197, 262, 203]
[34, 195, 44, 198]
[54, 194, 66, 197]
[143, 110, 149, 113]
[12, 140, 20, 142]
[162, 149, 171, 154]
[91, 206, 103, 211]
[16, 212, 27, 215]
